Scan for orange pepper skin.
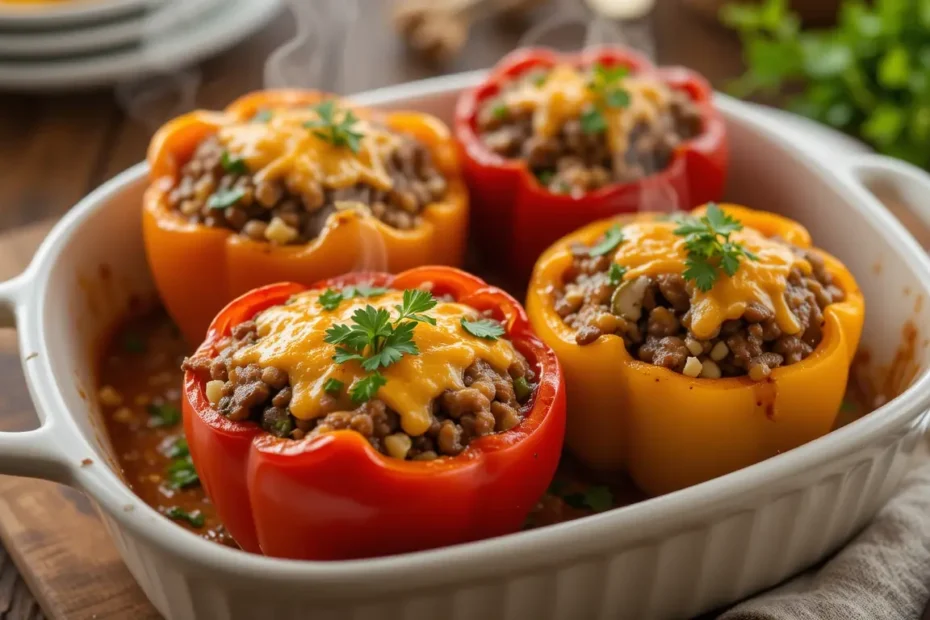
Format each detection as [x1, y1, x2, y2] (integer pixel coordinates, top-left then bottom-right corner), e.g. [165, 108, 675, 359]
[144, 90, 468, 346]
[182, 267, 566, 560]
[455, 46, 727, 280]
[525, 206, 864, 496]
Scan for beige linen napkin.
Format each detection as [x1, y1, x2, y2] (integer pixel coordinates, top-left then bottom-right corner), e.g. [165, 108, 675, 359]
[720, 460, 930, 620]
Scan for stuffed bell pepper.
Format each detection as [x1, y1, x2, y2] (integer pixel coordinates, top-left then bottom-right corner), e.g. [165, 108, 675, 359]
[455, 46, 727, 279]
[181, 266, 565, 560]
[526, 204, 864, 496]
[145, 90, 468, 345]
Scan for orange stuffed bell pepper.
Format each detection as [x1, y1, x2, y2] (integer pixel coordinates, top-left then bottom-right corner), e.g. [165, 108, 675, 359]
[181, 266, 565, 560]
[526, 204, 864, 496]
[144, 90, 468, 345]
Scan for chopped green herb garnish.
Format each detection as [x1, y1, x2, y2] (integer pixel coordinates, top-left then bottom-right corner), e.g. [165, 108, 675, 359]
[121, 331, 146, 353]
[561, 485, 614, 513]
[319, 285, 388, 311]
[166, 507, 205, 528]
[304, 100, 365, 153]
[605, 89, 632, 109]
[206, 188, 245, 210]
[580, 106, 607, 135]
[323, 377, 344, 395]
[166, 456, 199, 489]
[840, 399, 856, 413]
[608, 263, 627, 286]
[461, 318, 505, 341]
[147, 404, 181, 428]
[220, 151, 248, 175]
[491, 103, 509, 120]
[319, 288, 344, 311]
[583, 486, 614, 512]
[252, 109, 273, 123]
[272, 417, 293, 437]
[588, 225, 626, 256]
[350, 372, 387, 403]
[673, 203, 759, 292]
[324, 290, 437, 402]
[513, 376, 534, 403]
[345, 285, 388, 299]
[535, 169, 554, 186]
[164, 437, 189, 459]
[531, 72, 549, 87]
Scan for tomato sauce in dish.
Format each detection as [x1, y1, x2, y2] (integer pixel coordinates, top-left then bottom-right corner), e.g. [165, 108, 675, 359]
[96, 304, 877, 550]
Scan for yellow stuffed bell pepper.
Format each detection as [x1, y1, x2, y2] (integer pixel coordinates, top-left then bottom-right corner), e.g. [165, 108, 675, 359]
[144, 90, 468, 345]
[526, 204, 864, 495]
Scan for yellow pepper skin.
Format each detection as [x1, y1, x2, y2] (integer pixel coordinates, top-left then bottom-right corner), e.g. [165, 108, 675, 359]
[526, 205, 865, 495]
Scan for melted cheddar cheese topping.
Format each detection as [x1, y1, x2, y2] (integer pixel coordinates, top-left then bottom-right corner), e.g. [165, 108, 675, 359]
[217, 105, 403, 196]
[612, 219, 811, 340]
[231, 290, 518, 436]
[499, 63, 674, 157]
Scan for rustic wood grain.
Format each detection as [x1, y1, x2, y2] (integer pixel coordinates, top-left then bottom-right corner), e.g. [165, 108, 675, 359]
[0, 2, 748, 618]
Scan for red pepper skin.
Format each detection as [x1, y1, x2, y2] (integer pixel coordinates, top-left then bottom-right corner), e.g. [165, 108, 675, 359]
[454, 46, 728, 279]
[182, 267, 566, 560]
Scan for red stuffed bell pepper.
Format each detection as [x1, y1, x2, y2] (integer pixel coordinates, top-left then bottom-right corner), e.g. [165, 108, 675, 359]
[455, 46, 727, 278]
[182, 266, 566, 560]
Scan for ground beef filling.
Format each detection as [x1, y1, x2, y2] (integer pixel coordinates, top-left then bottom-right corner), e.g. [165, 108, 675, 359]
[182, 321, 535, 460]
[476, 70, 703, 194]
[167, 133, 448, 245]
[554, 240, 846, 380]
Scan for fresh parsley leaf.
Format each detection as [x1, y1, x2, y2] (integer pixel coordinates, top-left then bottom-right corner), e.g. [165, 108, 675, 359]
[395, 289, 438, 325]
[166, 456, 199, 489]
[163, 437, 189, 459]
[584, 486, 614, 513]
[491, 103, 509, 120]
[674, 204, 757, 291]
[319, 288, 344, 311]
[345, 285, 388, 299]
[323, 378, 344, 395]
[121, 331, 146, 353]
[461, 318, 506, 340]
[220, 151, 248, 175]
[530, 70, 549, 87]
[333, 348, 366, 364]
[604, 88, 631, 108]
[723, 0, 930, 168]
[683, 255, 719, 293]
[206, 188, 245, 210]
[535, 169, 554, 186]
[251, 109, 273, 123]
[270, 416, 292, 438]
[351, 372, 386, 403]
[166, 506, 205, 528]
[513, 376, 534, 403]
[588, 225, 626, 256]
[608, 263, 627, 286]
[580, 106, 607, 135]
[304, 100, 365, 154]
[147, 404, 181, 428]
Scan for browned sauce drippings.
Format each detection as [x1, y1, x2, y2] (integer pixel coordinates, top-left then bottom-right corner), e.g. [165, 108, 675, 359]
[96, 305, 879, 550]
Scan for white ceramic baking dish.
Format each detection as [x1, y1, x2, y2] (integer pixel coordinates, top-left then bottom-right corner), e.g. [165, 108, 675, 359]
[1, 74, 930, 620]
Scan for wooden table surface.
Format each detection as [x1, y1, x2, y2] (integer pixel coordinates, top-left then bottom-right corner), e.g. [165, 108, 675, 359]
[0, 2, 743, 618]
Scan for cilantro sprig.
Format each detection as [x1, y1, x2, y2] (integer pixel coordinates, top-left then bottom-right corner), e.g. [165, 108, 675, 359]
[166, 506, 205, 528]
[581, 62, 632, 135]
[324, 289, 437, 403]
[673, 203, 758, 292]
[304, 100, 365, 154]
[722, 0, 930, 168]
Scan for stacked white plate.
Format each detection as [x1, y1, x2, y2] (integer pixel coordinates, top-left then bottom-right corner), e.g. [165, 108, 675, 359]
[0, 0, 281, 91]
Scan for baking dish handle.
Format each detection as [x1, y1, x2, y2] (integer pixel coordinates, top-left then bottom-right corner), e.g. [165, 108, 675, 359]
[843, 153, 930, 233]
[0, 273, 70, 482]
